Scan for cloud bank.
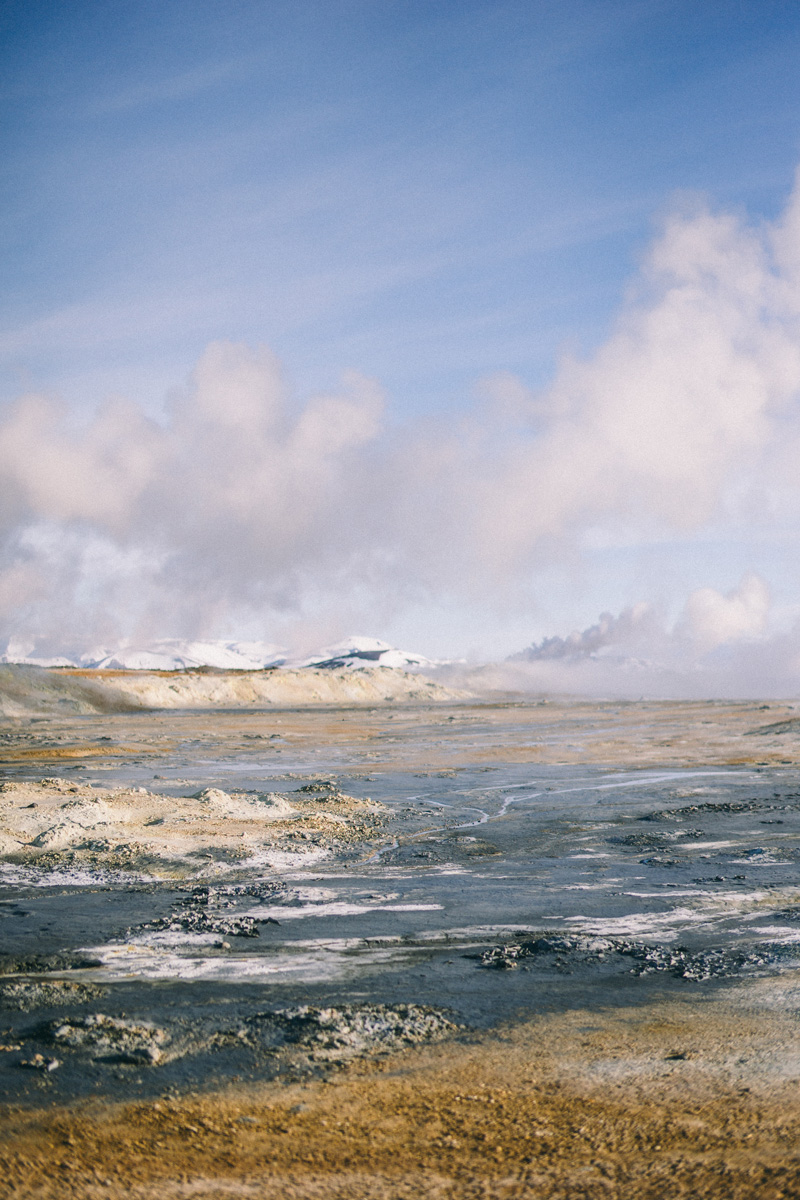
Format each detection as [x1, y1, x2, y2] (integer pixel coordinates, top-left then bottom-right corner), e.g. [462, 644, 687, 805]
[4, 172, 800, 690]
[492, 573, 795, 699]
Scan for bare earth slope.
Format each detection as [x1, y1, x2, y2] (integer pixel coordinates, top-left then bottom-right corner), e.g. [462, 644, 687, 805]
[0, 665, 467, 717]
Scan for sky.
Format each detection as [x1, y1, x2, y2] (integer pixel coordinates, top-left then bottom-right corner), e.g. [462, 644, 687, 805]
[3, 0, 800, 689]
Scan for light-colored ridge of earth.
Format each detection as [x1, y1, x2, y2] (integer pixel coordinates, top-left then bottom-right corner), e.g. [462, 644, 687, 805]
[0, 666, 470, 717]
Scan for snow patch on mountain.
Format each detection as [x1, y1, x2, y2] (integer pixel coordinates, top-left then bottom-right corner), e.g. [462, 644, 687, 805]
[0, 638, 286, 672]
[0, 636, 437, 673]
[293, 637, 435, 671]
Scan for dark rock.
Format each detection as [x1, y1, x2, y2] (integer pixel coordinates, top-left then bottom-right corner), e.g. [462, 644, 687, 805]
[0, 952, 103, 976]
[50, 1013, 169, 1064]
[477, 932, 796, 981]
[0, 980, 105, 1011]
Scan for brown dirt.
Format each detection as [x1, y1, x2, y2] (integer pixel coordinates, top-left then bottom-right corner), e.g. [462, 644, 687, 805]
[4, 697, 800, 776]
[3, 983, 800, 1199]
[0, 746, 142, 761]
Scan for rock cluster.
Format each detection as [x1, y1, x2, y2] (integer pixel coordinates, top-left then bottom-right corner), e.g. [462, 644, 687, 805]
[0, 979, 105, 1011]
[247, 1003, 461, 1062]
[51, 1013, 170, 1064]
[478, 932, 795, 981]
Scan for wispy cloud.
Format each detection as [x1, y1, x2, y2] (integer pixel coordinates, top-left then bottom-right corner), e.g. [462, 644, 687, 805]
[89, 58, 251, 115]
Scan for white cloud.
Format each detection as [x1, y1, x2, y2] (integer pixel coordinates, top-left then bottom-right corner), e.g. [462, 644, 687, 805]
[463, 573, 799, 699]
[0, 342, 383, 643]
[677, 573, 770, 654]
[390, 175, 800, 588]
[3, 171, 800, 678]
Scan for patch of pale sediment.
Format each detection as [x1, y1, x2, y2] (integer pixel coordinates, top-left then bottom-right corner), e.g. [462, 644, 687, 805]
[747, 926, 800, 941]
[0, 779, 389, 878]
[79, 901, 445, 986]
[0, 862, 151, 887]
[235, 848, 332, 873]
[239, 901, 444, 921]
[81, 921, 510, 988]
[76, 937, 424, 984]
[566, 885, 800, 940]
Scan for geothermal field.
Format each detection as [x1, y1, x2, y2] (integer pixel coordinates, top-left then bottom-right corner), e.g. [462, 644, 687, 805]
[3, 668, 800, 1198]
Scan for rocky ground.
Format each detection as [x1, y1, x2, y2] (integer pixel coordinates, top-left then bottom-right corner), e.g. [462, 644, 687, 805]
[2, 694, 800, 775]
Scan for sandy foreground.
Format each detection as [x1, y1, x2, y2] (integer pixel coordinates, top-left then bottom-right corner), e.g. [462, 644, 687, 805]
[3, 983, 800, 1199]
[3, 677, 800, 1196]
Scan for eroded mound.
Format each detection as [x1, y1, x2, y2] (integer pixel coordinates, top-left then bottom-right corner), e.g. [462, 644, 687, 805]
[258, 1003, 462, 1061]
[0, 777, 388, 878]
[51, 1014, 170, 1064]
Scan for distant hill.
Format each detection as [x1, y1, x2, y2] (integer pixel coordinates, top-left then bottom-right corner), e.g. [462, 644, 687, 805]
[0, 664, 468, 716]
[293, 637, 436, 671]
[0, 635, 437, 673]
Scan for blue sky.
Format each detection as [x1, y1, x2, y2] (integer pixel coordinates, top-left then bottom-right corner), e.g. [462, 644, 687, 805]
[4, 0, 799, 413]
[3, 1, 800, 668]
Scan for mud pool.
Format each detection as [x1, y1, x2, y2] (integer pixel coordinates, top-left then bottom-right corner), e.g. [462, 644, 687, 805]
[3, 699, 800, 1106]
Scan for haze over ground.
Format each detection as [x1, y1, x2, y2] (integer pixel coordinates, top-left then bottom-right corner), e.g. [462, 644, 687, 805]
[3, 1, 800, 694]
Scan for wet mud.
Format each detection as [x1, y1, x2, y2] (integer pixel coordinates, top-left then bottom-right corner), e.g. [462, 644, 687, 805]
[3, 697, 800, 1196]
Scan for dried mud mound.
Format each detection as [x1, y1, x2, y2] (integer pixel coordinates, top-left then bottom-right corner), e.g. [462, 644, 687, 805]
[50, 1014, 170, 1065]
[5, 1002, 461, 1081]
[0, 777, 388, 878]
[476, 932, 796, 981]
[0, 981, 105, 1012]
[249, 1003, 462, 1062]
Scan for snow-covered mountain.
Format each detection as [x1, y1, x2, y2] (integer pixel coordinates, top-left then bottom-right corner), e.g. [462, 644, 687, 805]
[85, 640, 287, 671]
[0, 650, 77, 668]
[293, 636, 435, 671]
[0, 635, 436, 672]
[0, 639, 286, 671]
